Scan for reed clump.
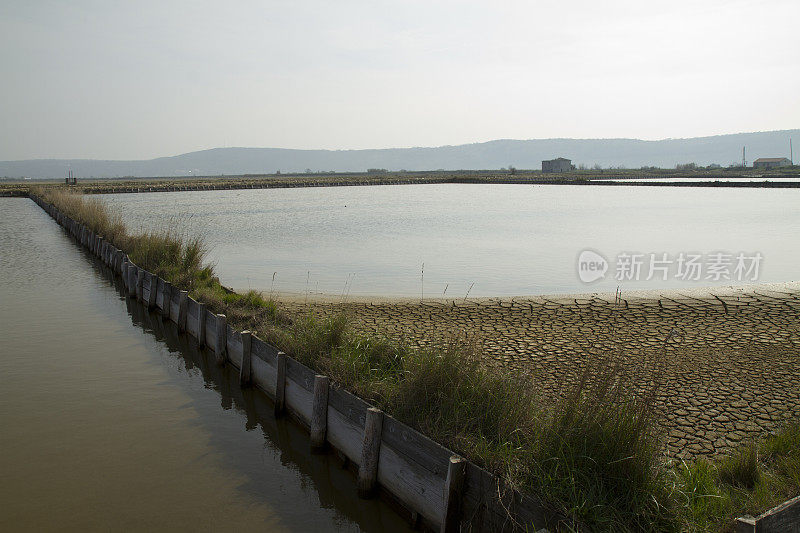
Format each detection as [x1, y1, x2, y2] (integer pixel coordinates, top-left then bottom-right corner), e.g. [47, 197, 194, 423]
[673, 423, 800, 531]
[35, 187, 799, 532]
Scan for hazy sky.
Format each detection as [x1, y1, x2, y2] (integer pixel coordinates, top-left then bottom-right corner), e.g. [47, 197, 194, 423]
[1, 0, 798, 160]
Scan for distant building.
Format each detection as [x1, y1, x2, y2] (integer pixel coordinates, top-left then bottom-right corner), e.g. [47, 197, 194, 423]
[542, 158, 573, 173]
[753, 157, 791, 169]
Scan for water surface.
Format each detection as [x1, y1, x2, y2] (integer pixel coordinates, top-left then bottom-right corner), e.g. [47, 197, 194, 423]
[0, 198, 409, 531]
[102, 184, 800, 297]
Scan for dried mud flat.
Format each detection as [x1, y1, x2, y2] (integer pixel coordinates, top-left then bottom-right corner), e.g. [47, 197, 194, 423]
[279, 284, 800, 459]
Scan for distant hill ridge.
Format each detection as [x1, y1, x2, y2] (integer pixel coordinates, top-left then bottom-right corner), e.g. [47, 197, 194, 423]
[2, 130, 797, 179]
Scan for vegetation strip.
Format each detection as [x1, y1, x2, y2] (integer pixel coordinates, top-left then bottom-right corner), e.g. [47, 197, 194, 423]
[30, 188, 800, 532]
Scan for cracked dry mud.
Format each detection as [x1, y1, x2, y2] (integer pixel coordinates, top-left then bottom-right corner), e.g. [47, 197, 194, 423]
[280, 286, 800, 459]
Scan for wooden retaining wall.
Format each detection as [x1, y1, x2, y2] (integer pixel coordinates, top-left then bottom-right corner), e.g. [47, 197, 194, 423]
[31, 194, 562, 532]
[736, 495, 800, 533]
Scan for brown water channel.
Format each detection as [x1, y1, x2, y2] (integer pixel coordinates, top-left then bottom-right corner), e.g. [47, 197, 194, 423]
[0, 198, 411, 531]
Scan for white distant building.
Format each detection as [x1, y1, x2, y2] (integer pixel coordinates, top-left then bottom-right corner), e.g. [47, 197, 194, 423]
[542, 158, 573, 173]
[753, 157, 791, 169]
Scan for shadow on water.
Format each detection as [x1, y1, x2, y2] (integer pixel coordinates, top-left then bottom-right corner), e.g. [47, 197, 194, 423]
[84, 255, 412, 533]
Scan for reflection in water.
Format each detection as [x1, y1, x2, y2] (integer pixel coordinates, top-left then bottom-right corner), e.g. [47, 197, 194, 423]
[121, 278, 411, 533]
[0, 198, 410, 532]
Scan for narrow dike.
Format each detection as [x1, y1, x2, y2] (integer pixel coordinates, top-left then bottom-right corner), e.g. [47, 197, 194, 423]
[29, 194, 566, 533]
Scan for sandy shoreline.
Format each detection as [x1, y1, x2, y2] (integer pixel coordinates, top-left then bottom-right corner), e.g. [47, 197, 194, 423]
[259, 280, 800, 305]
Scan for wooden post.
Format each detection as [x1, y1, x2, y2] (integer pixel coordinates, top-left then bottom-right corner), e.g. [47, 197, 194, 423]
[177, 290, 188, 331]
[161, 283, 172, 318]
[274, 352, 286, 416]
[441, 456, 467, 533]
[358, 408, 384, 498]
[215, 314, 227, 365]
[136, 268, 144, 301]
[197, 303, 206, 348]
[127, 265, 137, 297]
[147, 274, 158, 309]
[734, 518, 755, 533]
[310, 375, 330, 453]
[239, 331, 252, 386]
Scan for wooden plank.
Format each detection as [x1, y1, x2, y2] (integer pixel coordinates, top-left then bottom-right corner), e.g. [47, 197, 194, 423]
[160, 282, 171, 318]
[156, 278, 167, 310]
[284, 371, 313, 427]
[274, 352, 286, 415]
[169, 287, 180, 323]
[141, 270, 152, 304]
[196, 302, 206, 348]
[227, 327, 244, 368]
[371, 421, 450, 528]
[251, 350, 276, 396]
[461, 462, 559, 532]
[310, 375, 329, 452]
[328, 386, 370, 428]
[127, 265, 137, 297]
[326, 405, 364, 464]
[285, 357, 315, 392]
[147, 272, 158, 309]
[251, 336, 279, 365]
[754, 494, 800, 532]
[185, 297, 200, 340]
[382, 415, 451, 479]
[214, 314, 226, 365]
[135, 267, 144, 301]
[177, 290, 188, 331]
[239, 331, 252, 387]
[376, 443, 446, 528]
[735, 518, 756, 533]
[204, 308, 217, 351]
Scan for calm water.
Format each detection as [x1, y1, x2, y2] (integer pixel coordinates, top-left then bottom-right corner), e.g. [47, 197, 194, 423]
[0, 198, 410, 531]
[102, 184, 800, 297]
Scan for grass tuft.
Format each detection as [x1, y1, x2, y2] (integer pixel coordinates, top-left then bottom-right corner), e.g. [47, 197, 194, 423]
[718, 443, 760, 490]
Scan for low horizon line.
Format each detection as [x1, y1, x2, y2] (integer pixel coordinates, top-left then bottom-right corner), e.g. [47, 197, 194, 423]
[3, 128, 798, 163]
